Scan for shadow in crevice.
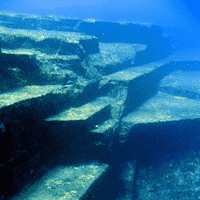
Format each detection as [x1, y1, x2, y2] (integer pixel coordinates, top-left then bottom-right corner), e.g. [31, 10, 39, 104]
[104, 118, 200, 200]
[5, 117, 200, 200]
[124, 119, 200, 167]
[4, 119, 111, 200]
[122, 65, 171, 118]
[122, 60, 200, 119]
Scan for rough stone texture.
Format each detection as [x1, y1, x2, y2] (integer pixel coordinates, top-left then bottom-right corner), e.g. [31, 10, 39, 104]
[0, 26, 99, 56]
[0, 11, 172, 63]
[0, 11, 200, 200]
[97, 43, 147, 74]
[159, 70, 200, 100]
[121, 91, 200, 138]
[12, 162, 109, 200]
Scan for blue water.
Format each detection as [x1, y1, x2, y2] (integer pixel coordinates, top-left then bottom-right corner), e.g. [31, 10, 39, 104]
[0, 0, 199, 28]
[1, 0, 200, 53]
[1, 1, 200, 199]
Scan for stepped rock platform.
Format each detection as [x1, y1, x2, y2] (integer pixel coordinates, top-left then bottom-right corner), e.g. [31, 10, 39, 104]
[0, 11, 200, 200]
[13, 162, 108, 200]
[121, 91, 200, 136]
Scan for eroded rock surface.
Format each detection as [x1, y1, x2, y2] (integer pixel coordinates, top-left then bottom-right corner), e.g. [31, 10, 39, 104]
[0, 11, 200, 200]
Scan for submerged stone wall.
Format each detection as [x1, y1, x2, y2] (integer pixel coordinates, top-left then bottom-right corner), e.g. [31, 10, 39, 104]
[0, 11, 200, 200]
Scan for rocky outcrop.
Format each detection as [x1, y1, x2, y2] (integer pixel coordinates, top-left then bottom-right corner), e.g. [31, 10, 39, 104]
[0, 11, 200, 200]
[0, 11, 172, 63]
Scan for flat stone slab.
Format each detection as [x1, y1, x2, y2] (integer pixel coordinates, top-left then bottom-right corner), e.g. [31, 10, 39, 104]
[159, 71, 200, 100]
[100, 61, 168, 86]
[0, 85, 65, 109]
[0, 26, 99, 55]
[13, 163, 109, 200]
[99, 43, 146, 66]
[46, 97, 112, 122]
[1, 48, 83, 80]
[1, 48, 79, 61]
[121, 91, 200, 136]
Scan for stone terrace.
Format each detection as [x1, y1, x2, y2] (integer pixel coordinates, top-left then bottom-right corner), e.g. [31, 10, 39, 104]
[0, 11, 200, 200]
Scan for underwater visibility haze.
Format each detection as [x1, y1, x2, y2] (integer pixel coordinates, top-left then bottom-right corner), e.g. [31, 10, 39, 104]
[1, 0, 200, 52]
[0, 0, 199, 27]
[1, 0, 200, 200]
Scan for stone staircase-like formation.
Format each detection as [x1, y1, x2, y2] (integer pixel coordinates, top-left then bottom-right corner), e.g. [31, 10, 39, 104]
[0, 11, 200, 200]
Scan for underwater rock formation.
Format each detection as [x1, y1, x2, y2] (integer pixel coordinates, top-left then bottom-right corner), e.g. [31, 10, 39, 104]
[0, 11, 200, 200]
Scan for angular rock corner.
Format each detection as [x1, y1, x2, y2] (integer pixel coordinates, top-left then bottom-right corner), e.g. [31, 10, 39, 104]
[1, 11, 200, 200]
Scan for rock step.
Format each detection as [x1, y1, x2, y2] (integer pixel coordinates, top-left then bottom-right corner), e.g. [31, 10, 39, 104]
[100, 60, 200, 123]
[0, 84, 78, 166]
[0, 26, 99, 57]
[12, 162, 109, 200]
[46, 97, 113, 130]
[0, 85, 77, 121]
[0, 85, 60, 108]
[159, 70, 200, 100]
[0, 11, 172, 65]
[121, 91, 200, 138]
[98, 43, 147, 75]
[1, 48, 86, 80]
[99, 60, 171, 120]
[100, 60, 168, 83]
